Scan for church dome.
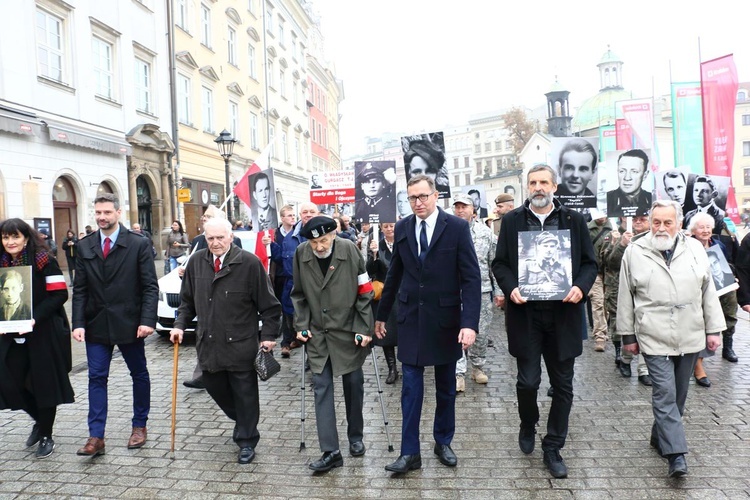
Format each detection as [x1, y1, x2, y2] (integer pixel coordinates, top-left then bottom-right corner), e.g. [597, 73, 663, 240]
[572, 88, 632, 133]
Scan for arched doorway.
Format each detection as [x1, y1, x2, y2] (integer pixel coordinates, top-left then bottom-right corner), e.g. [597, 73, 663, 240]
[52, 176, 78, 272]
[136, 176, 153, 234]
[97, 181, 114, 197]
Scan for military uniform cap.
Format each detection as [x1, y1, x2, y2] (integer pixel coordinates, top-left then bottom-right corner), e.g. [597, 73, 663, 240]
[358, 163, 385, 181]
[301, 216, 337, 239]
[495, 193, 514, 204]
[535, 231, 559, 245]
[452, 193, 474, 206]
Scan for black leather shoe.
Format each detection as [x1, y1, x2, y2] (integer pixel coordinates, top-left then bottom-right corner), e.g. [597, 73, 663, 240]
[309, 450, 343, 472]
[518, 426, 536, 454]
[237, 447, 255, 464]
[638, 374, 652, 386]
[649, 436, 663, 456]
[183, 377, 205, 389]
[36, 437, 54, 459]
[543, 449, 568, 479]
[668, 453, 688, 478]
[384, 454, 422, 473]
[433, 444, 457, 467]
[619, 362, 632, 378]
[349, 441, 365, 457]
[695, 376, 711, 388]
[26, 424, 40, 448]
[546, 387, 554, 397]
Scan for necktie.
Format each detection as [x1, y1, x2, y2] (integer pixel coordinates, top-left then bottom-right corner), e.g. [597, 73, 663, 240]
[103, 237, 111, 259]
[214, 257, 221, 273]
[419, 220, 428, 263]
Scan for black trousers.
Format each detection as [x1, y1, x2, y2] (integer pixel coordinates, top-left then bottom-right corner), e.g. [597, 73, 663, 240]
[202, 369, 260, 449]
[5, 342, 57, 437]
[515, 305, 576, 451]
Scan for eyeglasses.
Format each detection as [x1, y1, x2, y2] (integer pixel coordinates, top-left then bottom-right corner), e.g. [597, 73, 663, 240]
[407, 192, 435, 204]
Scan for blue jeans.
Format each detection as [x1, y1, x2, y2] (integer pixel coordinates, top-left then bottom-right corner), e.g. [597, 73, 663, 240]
[169, 256, 180, 271]
[86, 339, 150, 438]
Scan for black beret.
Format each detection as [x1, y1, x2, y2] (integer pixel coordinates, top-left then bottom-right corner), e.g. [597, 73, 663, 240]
[300, 216, 337, 239]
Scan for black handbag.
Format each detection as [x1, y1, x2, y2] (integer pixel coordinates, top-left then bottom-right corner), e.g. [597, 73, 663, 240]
[255, 347, 281, 381]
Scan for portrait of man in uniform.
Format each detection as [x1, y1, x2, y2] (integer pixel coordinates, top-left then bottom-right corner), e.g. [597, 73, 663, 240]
[518, 230, 572, 301]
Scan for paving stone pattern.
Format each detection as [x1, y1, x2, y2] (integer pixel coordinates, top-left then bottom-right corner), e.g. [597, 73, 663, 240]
[2, 288, 750, 498]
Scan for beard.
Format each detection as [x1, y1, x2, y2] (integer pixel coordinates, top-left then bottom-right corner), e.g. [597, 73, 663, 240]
[528, 191, 553, 209]
[652, 231, 675, 252]
[313, 247, 333, 259]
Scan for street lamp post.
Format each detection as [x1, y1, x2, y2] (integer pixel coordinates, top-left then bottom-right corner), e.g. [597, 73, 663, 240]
[214, 129, 237, 221]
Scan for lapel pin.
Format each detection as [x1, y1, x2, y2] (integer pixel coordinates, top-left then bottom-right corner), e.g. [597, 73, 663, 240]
[329, 266, 335, 271]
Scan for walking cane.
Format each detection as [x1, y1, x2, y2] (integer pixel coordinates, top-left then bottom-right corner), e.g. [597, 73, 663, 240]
[299, 330, 308, 451]
[170, 341, 179, 460]
[357, 335, 394, 452]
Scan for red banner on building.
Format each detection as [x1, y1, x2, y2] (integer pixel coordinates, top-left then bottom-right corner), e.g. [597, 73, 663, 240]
[701, 54, 739, 221]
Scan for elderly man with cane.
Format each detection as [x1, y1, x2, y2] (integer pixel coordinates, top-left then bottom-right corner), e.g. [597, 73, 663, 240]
[170, 217, 281, 464]
[291, 216, 375, 473]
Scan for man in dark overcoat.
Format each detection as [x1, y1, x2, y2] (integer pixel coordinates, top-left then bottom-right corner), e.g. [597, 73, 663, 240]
[492, 165, 597, 479]
[171, 217, 281, 464]
[375, 175, 481, 474]
[291, 216, 374, 472]
[72, 193, 159, 457]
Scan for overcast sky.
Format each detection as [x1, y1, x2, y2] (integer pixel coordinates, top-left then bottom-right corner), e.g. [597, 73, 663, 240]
[312, 0, 749, 159]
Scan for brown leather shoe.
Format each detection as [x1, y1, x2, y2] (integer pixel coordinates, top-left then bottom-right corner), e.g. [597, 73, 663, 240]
[77, 437, 105, 457]
[127, 427, 147, 449]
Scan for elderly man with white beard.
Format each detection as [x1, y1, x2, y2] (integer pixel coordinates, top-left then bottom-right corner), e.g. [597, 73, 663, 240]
[617, 200, 725, 478]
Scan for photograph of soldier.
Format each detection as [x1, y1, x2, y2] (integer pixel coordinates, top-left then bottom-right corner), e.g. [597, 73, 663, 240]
[551, 137, 599, 209]
[682, 174, 729, 231]
[401, 132, 451, 199]
[605, 149, 653, 218]
[353, 161, 397, 224]
[707, 246, 738, 295]
[462, 185, 488, 219]
[248, 170, 278, 232]
[518, 230, 572, 301]
[0, 267, 33, 324]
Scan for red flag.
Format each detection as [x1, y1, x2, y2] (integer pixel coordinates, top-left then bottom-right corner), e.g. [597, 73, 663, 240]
[701, 54, 739, 222]
[232, 143, 273, 208]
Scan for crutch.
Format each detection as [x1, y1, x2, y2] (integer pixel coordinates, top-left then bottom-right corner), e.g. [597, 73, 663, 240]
[299, 330, 308, 451]
[357, 335, 394, 452]
[169, 341, 179, 460]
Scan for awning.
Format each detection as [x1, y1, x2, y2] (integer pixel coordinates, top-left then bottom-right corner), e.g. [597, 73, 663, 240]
[0, 106, 43, 136]
[44, 120, 132, 156]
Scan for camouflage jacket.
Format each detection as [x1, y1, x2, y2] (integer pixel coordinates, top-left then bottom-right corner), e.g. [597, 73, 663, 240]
[471, 219, 497, 293]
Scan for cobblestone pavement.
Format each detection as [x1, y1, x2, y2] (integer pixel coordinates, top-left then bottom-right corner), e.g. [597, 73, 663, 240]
[3, 287, 750, 498]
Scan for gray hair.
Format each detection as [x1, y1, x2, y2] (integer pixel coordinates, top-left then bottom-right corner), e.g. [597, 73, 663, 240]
[649, 199, 683, 223]
[687, 212, 715, 233]
[527, 164, 557, 184]
[94, 193, 120, 210]
[203, 217, 233, 234]
[407, 174, 436, 191]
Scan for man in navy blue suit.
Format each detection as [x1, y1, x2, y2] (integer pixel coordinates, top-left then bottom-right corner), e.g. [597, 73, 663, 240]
[492, 164, 597, 479]
[375, 174, 481, 474]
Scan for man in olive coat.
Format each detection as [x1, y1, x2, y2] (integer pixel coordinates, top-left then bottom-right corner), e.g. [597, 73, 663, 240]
[72, 193, 159, 457]
[171, 218, 281, 464]
[291, 216, 374, 472]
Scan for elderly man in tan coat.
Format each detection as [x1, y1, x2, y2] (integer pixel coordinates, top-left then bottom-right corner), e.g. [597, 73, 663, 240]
[618, 200, 725, 479]
[291, 216, 374, 473]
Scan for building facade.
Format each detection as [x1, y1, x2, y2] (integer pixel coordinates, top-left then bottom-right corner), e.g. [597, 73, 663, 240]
[0, 0, 173, 260]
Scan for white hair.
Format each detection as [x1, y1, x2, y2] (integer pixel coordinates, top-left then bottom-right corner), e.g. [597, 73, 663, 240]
[649, 200, 683, 223]
[203, 217, 233, 234]
[687, 212, 715, 233]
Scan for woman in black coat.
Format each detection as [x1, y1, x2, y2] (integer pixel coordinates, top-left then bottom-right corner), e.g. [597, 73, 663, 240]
[365, 222, 399, 383]
[61, 229, 78, 285]
[0, 218, 74, 459]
